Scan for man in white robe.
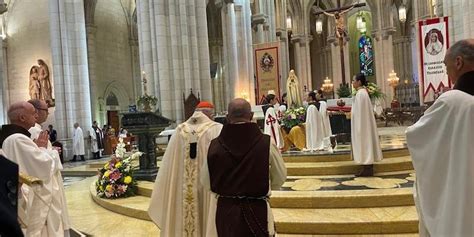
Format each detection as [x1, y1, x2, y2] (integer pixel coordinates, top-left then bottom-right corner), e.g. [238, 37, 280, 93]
[148, 101, 223, 237]
[264, 106, 284, 149]
[406, 39, 474, 237]
[305, 104, 325, 151]
[351, 74, 383, 176]
[72, 123, 85, 161]
[27, 99, 70, 235]
[319, 101, 332, 138]
[0, 101, 69, 236]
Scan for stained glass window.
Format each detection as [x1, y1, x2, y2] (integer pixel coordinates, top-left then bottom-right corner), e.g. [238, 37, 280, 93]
[359, 35, 374, 76]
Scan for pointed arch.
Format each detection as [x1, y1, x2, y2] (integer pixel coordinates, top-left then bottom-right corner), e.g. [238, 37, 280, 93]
[102, 81, 132, 110]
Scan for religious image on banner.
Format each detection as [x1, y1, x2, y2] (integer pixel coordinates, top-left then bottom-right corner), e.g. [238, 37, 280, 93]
[254, 44, 281, 104]
[419, 17, 450, 102]
[359, 35, 374, 76]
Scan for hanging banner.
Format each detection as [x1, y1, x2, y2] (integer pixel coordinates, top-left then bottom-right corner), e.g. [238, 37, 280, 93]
[254, 43, 281, 104]
[418, 17, 450, 101]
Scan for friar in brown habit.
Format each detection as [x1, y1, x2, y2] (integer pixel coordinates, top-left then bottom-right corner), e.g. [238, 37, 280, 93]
[200, 98, 287, 237]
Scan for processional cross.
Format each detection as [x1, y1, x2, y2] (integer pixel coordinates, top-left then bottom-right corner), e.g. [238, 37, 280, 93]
[313, 0, 365, 85]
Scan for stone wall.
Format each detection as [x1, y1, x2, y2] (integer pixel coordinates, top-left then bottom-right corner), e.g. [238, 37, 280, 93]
[4, 0, 54, 124]
[93, 0, 135, 123]
[442, 0, 474, 42]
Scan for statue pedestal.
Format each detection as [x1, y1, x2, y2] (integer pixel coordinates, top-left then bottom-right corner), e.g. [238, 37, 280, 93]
[121, 112, 171, 181]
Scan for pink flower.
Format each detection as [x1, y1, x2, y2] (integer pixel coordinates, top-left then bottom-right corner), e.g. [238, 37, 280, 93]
[116, 185, 128, 195]
[109, 170, 122, 181]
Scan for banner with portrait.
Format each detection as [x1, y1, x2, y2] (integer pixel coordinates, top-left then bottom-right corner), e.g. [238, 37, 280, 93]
[254, 43, 280, 104]
[418, 17, 450, 101]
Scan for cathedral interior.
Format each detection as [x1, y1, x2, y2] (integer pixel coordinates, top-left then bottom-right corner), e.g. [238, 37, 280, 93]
[0, 0, 473, 235]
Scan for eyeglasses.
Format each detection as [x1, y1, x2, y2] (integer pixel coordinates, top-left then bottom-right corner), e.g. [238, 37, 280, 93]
[36, 107, 48, 112]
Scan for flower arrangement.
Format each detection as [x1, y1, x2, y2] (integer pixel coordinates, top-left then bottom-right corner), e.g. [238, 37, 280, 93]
[96, 138, 143, 199]
[353, 82, 385, 100]
[280, 107, 306, 131]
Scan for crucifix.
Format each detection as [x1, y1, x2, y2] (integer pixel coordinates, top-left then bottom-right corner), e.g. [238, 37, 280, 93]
[313, 0, 366, 85]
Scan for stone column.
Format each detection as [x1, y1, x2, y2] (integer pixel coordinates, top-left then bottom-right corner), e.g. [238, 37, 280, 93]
[85, 24, 100, 122]
[252, 0, 276, 44]
[291, 34, 312, 92]
[329, 35, 343, 93]
[209, 39, 226, 113]
[275, 0, 290, 88]
[0, 38, 7, 124]
[373, 29, 396, 106]
[129, 39, 141, 106]
[221, 0, 255, 104]
[49, 0, 92, 140]
[252, 14, 266, 44]
[137, 0, 212, 122]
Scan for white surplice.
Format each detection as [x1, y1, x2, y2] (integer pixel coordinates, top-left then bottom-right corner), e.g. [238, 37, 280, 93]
[2, 132, 69, 237]
[351, 88, 383, 164]
[29, 123, 70, 236]
[73, 127, 85, 155]
[318, 101, 332, 138]
[89, 128, 99, 153]
[406, 90, 474, 237]
[148, 112, 223, 237]
[264, 107, 284, 149]
[305, 105, 325, 151]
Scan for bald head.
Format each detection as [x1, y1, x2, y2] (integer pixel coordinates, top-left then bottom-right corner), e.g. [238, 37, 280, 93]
[444, 39, 474, 83]
[227, 98, 253, 124]
[28, 99, 49, 124]
[7, 101, 38, 130]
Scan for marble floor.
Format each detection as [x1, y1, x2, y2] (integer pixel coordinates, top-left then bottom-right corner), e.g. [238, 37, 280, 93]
[63, 126, 417, 236]
[65, 177, 160, 236]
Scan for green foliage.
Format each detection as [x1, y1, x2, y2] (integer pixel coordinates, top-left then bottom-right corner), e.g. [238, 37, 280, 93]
[351, 82, 385, 100]
[336, 83, 352, 98]
[137, 94, 158, 106]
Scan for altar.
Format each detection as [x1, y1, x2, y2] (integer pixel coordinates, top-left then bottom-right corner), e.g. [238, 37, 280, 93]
[327, 106, 351, 144]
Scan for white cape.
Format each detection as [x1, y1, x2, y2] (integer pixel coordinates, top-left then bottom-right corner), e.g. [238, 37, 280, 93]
[406, 90, 474, 237]
[264, 107, 284, 149]
[148, 112, 223, 237]
[351, 88, 382, 164]
[305, 105, 325, 151]
[318, 101, 332, 137]
[3, 133, 69, 237]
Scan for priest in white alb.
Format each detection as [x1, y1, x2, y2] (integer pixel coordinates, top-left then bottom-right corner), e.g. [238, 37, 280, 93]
[351, 73, 382, 176]
[406, 39, 474, 237]
[264, 105, 284, 149]
[148, 101, 223, 237]
[305, 104, 325, 151]
[72, 123, 85, 161]
[0, 101, 69, 236]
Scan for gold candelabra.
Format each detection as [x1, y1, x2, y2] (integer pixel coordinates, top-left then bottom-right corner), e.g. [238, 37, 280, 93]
[387, 70, 400, 106]
[321, 77, 334, 98]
